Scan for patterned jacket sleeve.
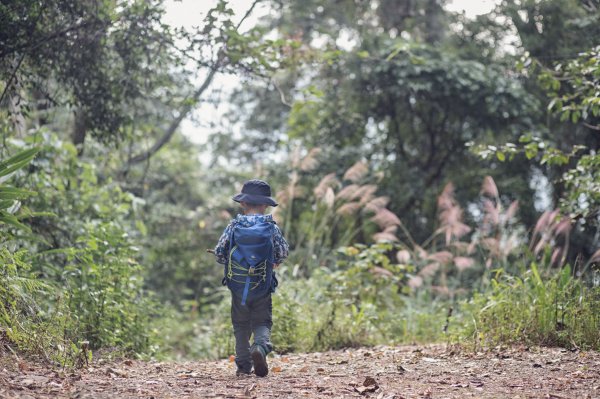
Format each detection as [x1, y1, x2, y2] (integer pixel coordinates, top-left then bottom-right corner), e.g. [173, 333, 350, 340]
[272, 224, 289, 264]
[214, 223, 233, 265]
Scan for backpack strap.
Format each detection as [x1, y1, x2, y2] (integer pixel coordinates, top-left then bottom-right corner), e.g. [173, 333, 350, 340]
[222, 220, 237, 285]
[241, 275, 252, 306]
[227, 219, 255, 306]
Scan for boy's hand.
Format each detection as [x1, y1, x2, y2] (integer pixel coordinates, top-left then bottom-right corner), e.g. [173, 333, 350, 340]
[206, 249, 215, 254]
[273, 263, 280, 269]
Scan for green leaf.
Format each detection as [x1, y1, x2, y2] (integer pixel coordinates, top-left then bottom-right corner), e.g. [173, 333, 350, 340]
[530, 262, 542, 286]
[525, 143, 538, 159]
[0, 187, 37, 201]
[496, 151, 506, 162]
[0, 148, 40, 178]
[0, 210, 31, 232]
[558, 264, 571, 290]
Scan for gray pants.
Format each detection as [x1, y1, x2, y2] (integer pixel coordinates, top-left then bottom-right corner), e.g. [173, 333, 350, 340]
[231, 292, 273, 373]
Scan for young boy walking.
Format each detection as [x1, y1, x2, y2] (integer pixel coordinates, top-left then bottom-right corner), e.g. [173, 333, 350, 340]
[213, 179, 289, 377]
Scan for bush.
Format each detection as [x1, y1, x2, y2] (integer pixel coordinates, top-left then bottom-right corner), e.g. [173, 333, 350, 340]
[460, 263, 600, 350]
[1, 141, 158, 364]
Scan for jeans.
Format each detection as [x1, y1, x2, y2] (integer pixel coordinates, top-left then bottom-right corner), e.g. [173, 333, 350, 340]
[231, 292, 273, 372]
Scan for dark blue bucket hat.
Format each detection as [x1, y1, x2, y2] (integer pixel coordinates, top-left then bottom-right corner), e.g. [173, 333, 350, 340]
[232, 179, 278, 207]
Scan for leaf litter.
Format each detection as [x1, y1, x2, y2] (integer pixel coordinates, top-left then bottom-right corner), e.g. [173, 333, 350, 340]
[0, 344, 599, 398]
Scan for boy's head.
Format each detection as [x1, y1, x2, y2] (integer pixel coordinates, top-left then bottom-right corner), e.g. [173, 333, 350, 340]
[232, 179, 278, 214]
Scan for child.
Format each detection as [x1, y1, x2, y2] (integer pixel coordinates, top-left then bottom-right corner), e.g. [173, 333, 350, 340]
[213, 179, 289, 377]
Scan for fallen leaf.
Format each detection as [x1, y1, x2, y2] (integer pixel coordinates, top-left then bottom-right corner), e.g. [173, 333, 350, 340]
[363, 376, 378, 387]
[272, 366, 282, 373]
[106, 368, 127, 378]
[355, 385, 378, 395]
[328, 359, 349, 365]
[229, 355, 235, 363]
[18, 361, 29, 372]
[53, 371, 66, 379]
[243, 383, 256, 396]
[21, 378, 35, 387]
[298, 366, 309, 372]
[177, 372, 200, 378]
[452, 382, 469, 388]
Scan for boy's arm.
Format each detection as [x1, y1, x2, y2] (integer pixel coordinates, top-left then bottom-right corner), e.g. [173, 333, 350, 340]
[213, 224, 233, 265]
[272, 225, 289, 266]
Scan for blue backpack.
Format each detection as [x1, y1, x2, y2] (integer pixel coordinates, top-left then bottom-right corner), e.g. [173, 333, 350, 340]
[222, 220, 277, 305]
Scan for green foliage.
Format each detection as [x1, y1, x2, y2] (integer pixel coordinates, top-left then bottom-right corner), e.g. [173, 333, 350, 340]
[266, 243, 410, 352]
[502, 0, 600, 63]
[59, 222, 153, 352]
[124, 135, 220, 307]
[461, 264, 600, 350]
[334, 243, 409, 309]
[1, 0, 181, 143]
[0, 136, 158, 363]
[271, 289, 300, 353]
[475, 45, 600, 252]
[0, 148, 40, 231]
[562, 154, 600, 220]
[0, 248, 48, 350]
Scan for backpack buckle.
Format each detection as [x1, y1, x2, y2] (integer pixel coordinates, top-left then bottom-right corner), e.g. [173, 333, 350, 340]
[248, 266, 255, 275]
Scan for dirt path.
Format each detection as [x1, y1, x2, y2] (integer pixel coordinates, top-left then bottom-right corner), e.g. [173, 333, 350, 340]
[1, 345, 599, 398]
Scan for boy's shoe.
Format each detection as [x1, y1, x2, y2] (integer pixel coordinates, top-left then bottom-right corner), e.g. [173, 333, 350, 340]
[251, 346, 268, 377]
[236, 368, 252, 377]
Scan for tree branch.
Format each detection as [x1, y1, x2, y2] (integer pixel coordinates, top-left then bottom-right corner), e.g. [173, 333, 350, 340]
[272, 78, 292, 107]
[126, 60, 221, 165]
[0, 52, 25, 107]
[236, 0, 261, 31]
[0, 21, 98, 60]
[582, 121, 600, 131]
[124, 0, 262, 166]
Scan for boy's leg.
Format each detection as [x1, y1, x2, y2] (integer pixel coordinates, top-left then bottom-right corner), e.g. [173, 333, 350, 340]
[231, 293, 252, 374]
[249, 293, 273, 377]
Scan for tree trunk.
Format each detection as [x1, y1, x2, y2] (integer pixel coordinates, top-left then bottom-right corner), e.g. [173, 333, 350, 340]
[72, 109, 87, 156]
[424, 0, 444, 44]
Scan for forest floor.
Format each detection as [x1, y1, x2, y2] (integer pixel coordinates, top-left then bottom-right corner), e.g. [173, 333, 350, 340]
[1, 344, 599, 398]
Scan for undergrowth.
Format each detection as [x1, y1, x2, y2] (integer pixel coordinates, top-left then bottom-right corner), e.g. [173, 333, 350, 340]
[461, 263, 600, 351]
[160, 248, 599, 360]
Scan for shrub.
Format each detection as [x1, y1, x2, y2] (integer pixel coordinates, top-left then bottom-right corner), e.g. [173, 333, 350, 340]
[460, 263, 600, 350]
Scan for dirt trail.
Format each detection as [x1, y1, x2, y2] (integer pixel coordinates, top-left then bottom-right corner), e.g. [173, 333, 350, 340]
[1, 345, 599, 398]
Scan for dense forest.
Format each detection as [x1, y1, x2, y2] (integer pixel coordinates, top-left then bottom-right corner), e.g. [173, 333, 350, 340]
[1, 0, 599, 370]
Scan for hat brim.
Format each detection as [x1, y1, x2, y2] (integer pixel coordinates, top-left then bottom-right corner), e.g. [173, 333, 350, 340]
[232, 193, 278, 207]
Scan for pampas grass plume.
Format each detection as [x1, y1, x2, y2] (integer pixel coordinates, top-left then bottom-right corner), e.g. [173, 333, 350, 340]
[343, 161, 369, 182]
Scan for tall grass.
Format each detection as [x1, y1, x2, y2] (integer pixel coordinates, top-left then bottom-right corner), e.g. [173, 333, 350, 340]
[461, 263, 600, 350]
[159, 153, 599, 359]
